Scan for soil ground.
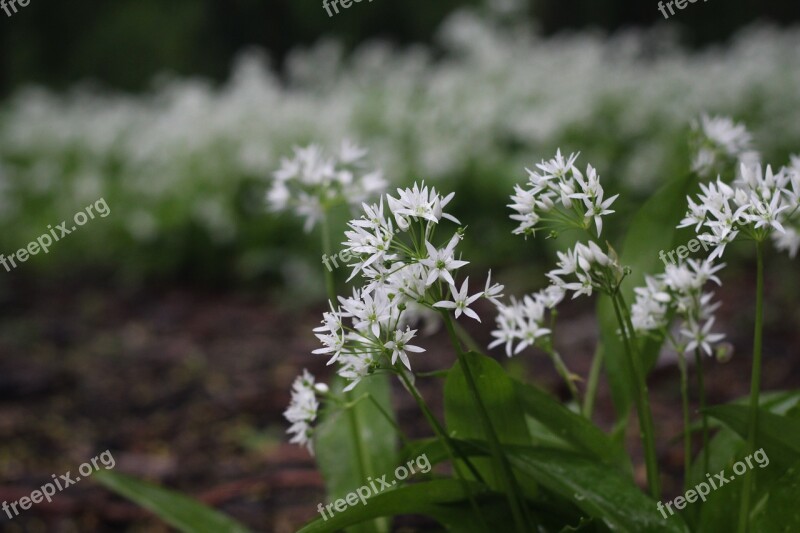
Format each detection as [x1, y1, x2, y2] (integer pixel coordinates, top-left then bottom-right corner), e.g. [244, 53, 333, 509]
[0, 272, 798, 532]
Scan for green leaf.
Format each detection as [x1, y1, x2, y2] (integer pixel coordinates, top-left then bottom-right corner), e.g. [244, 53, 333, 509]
[512, 380, 630, 472]
[691, 426, 748, 531]
[94, 471, 251, 533]
[444, 351, 532, 490]
[296, 480, 514, 533]
[597, 172, 694, 417]
[504, 447, 690, 533]
[692, 395, 800, 531]
[314, 374, 398, 533]
[704, 405, 800, 467]
[754, 462, 800, 532]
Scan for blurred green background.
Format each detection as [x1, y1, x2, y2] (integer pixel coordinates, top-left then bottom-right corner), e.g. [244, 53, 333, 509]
[2, 0, 800, 94]
[1, 0, 800, 291]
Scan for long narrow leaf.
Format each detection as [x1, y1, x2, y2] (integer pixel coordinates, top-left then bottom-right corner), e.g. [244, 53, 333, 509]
[94, 471, 251, 533]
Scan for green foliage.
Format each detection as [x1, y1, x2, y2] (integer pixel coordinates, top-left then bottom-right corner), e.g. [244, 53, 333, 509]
[314, 374, 398, 533]
[94, 471, 251, 533]
[296, 479, 516, 533]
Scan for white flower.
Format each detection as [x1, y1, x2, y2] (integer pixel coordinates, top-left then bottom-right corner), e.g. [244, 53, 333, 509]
[339, 139, 368, 164]
[339, 352, 378, 392]
[682, 161, 798, 259]
[420, 233, 468, 286]
[434, 278, 482, 322]
[534, 285, 565, 309]
[547, 241, 622, 299]
[773, 226, 800, 258]
[488, 293, 552, 357]
[681, 318, 725, 356]
[691, 114, 756, 177]
[570, 165, 618, 236]
[630, 258, 726, 357]
[535, 149, 579, 180]
[284, 370, 323, 454]
[338, 289, 394, 338]
[483, 270, 505, 304]
[384, 327, 425, 370]
[509, 151, 617, 237]
[269, 143, 386, 232]
[747, 190, 788, 233]
[387, 182, 460, 226]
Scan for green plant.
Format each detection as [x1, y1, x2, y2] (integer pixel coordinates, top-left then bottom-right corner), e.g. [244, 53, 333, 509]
[98, 119, 800, 532]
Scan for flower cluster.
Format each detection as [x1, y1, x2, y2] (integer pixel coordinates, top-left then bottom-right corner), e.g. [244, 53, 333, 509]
[489, 286, 563, 357]
[268, 141, 387, 232]
[312, 182, 502, 391]
[690, 114, 760, 178]
[546, 241, 625, 299]
[680, 162, 800, 260]
[508, 150, 618, 238]
[283, 370, 328, 454]
[493, 152, 626, 357]
[631, 259, 725, 356]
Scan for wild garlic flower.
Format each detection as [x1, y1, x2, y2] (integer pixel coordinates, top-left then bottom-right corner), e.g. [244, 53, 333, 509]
[508, 150, 618, 237]
[269, 141, 386, 232]
[434, 278, 482, 321]
[309, 181, 496, 391]
[546, 241, 625, 299]
[488, 286, 562, 357]
[680, 162, 800, 260]
[284, 370, 327, 454]
[690, 114, 760, 178]
[497, 150, 624, 356]
[631, 259, 725, 356]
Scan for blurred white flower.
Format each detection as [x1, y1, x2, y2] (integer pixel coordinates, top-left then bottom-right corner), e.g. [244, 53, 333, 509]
[284, 370, 324, 454]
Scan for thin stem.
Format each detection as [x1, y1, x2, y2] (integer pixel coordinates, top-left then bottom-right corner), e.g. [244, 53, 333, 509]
[583, 345, 604, 419]
[452, 319, 484, 354]
[677, 350, 691, 491]
[395, 368, 489, 530]
[345, 393, 412, 447]
[442, 313, 533, 533]
[395, 368, 484, 483]
[320, 212, 336, 302]
[738, 242, 765, 533]
[611, 293, 661, 499]
[694, 348, 710, 474]
[320, 211, 387, 531]
[548, 349, 582, 408]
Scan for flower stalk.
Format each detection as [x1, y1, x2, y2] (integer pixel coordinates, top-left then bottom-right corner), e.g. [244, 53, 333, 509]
[443, 313, 533, 533]
[738, 242, 765, 533]
[612, 292, 661, 499]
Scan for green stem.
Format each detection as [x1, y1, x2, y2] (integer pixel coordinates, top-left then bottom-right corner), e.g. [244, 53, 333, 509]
[612, 293, 661, 499]
[694, 349, 710, 474]
[320, 211, 386, 532]
[583, 345, 604, 419]
[320, 212, 336, 302]
[442, 314, 533, 533]
[678, 350, 691, 490]
[396, 368, 489, 531]
[738, 242, 765, 533]
[548, 348, 582, 408]
[346, 393, 412, 447]
[395, 368, 484, 483]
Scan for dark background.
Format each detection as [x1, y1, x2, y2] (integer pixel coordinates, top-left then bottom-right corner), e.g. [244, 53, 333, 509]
[1, 0, 799, 95]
